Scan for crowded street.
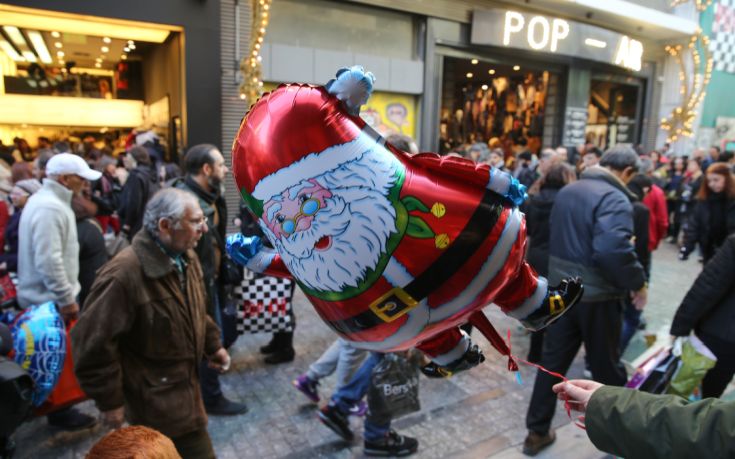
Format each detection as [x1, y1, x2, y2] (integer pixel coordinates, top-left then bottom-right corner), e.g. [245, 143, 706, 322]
[2, 1, 735, 458]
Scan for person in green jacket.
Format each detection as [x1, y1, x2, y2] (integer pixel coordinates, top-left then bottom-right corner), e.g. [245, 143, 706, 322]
[552, 379, 735, 458]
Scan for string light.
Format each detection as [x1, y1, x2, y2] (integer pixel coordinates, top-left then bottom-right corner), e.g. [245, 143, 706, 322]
[239, 0, 272, 103]
[660, 29, 712, 143]
[669, 0, 712, 11]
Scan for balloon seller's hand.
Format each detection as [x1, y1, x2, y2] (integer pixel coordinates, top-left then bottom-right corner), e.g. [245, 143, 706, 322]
[225, 234, 263, 267]
[552, 379, 604, 414]
[102, 407, 125, 429]
[631, 286, 648, 311]
[208, 348, 231, 373]
[59, 302, 80, 322]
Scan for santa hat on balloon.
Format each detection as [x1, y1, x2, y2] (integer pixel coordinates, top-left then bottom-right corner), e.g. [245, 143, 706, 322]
[232, 67, 378, 217]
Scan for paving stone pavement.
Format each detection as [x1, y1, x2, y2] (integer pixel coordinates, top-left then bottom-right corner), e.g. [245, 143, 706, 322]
[10, 243, 705, 458]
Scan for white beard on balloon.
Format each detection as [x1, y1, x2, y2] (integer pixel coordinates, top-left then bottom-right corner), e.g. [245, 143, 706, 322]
[259, 147, 400, 292]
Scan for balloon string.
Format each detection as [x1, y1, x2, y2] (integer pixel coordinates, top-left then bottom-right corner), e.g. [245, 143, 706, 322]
[506, 329, 586, 430]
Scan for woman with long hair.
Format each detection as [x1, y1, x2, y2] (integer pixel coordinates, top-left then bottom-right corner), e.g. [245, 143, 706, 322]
[680, 162, 735, 263]
[524, 162, 577, 362]
[665, 156, 687, 241]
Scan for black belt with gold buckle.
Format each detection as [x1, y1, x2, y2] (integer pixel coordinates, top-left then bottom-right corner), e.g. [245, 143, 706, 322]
[326, 189, 504, 336]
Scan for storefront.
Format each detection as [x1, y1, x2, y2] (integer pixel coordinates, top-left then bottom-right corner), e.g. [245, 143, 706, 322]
[428, 7, 655, 154]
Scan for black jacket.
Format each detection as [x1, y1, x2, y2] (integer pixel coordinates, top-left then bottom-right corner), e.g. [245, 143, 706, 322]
[118, 165, 159, 239]
[526, 186, 560, 277]
[173, 176, 227, 317]
[670, 235, 735, 343]
[91, 172, 122, 216]
[682, 195, 735, 262]
[548, 167, 646, 301]
[77, 217, 109, 308]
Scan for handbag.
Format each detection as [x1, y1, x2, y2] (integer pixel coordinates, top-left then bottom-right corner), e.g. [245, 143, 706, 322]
[667, 335, 717, 398]
[367, 354, 420, 423]
[234, 270, 294, 334]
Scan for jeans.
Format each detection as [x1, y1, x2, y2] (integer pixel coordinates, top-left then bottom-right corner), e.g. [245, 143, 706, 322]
[331, 352, 389, 441]
[620, 299, 642, 354]
[307, 338, 367, 389]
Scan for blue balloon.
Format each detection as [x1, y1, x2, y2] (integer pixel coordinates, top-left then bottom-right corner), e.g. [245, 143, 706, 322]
[11, 302, 66, 406]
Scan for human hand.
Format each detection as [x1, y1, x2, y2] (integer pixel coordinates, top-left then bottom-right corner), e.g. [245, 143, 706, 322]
[631, 286, 647, 311]
[59, 302, 80, 322]
[208, 348, 231, 373]
[101, 407, 125, 429]
[552, 379, 604, 414]
[226, 234, 263, 267]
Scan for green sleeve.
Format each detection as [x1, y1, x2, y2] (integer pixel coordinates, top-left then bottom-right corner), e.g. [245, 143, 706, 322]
[586, 386, 735, 459]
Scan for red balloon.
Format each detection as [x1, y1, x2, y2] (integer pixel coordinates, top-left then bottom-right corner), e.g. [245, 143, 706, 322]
[232, 84, 544, 365]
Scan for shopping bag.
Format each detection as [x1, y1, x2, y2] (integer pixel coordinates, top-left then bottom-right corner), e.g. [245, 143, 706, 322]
[34, 319, 87, 415]
[638, 351, 680, 394]
[367, 354, 420, 423]
[234, 271, 294, 334]
[104, 231, 130, 257]
[626, 344, 671, 390]
[0, 271, 18, 309]
[667, 335, 717, 398]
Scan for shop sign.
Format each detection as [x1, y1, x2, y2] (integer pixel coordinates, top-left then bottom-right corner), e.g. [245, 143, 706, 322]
[472, 9, 643, 72]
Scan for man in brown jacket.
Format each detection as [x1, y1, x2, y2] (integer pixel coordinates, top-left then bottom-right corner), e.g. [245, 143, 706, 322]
[72, 188, 230, 459]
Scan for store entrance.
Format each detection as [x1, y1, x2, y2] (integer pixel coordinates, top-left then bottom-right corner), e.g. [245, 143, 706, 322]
[439, 55, 562, 156]
[585, 76, 644, 150]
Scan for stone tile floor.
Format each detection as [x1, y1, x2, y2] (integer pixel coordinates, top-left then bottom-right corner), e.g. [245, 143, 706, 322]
[11, 242, 709, 458]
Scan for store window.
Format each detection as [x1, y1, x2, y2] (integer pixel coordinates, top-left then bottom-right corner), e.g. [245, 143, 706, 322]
[439, 56, 559, 156]
[585, 78, 641, 150]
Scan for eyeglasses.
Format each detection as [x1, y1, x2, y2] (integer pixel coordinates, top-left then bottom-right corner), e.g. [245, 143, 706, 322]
[277, 197, 321, 235]
[184, 217, 207, 230]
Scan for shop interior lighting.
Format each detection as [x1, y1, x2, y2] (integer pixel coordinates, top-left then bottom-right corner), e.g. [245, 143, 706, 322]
[54, 42, 62, 48]
[123, 47, 130, 53]
[0, 38, 24, 61]
[466, 72, 474, 78]
[584, 38, 607, 48]
[95, 62, 101, 68]
[2, 26, 26, 48]
[21, 50, 36, 62]
[513, 65, 521, 71]
[26, 30, 52, 64]
[103, 37, 111, 44]
[488, 69, 496, 75]
[121, 54, 127, 60]
[56, 50, 64, 57]
[50, 30, 60, 38]
[471, 58, 479, 65]
[101, 46, 109, 53]
[128, 43, 136, 50]
[481, 84, 489, 90]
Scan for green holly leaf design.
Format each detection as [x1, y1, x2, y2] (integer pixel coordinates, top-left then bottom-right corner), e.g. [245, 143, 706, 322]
[401, 196, 429, 213]
[406, 215, 435, 239]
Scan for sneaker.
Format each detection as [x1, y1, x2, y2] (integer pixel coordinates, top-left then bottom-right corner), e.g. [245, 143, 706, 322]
[348, 400, 367, 417]
[364, 430, 418, 457]
[318, 404, 353, 441]
[521, 277, 583, 331]
[47, 407, 98, 431]
[204, 396, 249, 416]
[522, 430, 556, 456]
[293, 374, 320, 403]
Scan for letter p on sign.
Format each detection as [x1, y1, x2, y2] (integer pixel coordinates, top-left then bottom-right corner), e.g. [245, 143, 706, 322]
[504, 11, 525, 46]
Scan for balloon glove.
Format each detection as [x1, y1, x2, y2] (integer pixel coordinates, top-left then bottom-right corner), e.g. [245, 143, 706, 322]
[420, 343, 485, 378]
[226, 234, 263, 267]
[506, 176, 528, 207]
[325, 65, 376, 116]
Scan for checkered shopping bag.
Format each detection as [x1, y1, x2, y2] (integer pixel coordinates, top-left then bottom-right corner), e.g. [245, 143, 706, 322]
[234, 270, 294, 334]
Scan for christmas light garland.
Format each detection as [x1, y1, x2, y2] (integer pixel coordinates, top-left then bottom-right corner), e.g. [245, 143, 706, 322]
[660, 31, 713, 143]
[239, 0, 272, 103]
[670, 0, 713, 12]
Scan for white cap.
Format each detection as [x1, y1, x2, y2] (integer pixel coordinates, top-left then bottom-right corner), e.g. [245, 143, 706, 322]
[45, 153, 102, 181]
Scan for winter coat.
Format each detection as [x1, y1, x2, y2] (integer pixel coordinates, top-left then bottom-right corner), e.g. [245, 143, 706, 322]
[76, 217, 109, 308]
[632, 201, 650, 277]
[72, 229, 221, 438]
[670, 235, 735, 343]
[642, 184, 668, 251]
[0, 210, 21, 272]
[586, 385, 735, 458]
[548, 166, 646, 302]
[91, 172, 122, 216]
[17, 179, 80, 308]
[525, 186, 560, 277]
[682, 194, 735, 262]
[118, 165, 159, 239]
[172, 176, 228, 317]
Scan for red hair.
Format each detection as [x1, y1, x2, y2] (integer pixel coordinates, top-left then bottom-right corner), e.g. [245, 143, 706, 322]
[86, 426, 181, 459]
[697, 162, 735, 200]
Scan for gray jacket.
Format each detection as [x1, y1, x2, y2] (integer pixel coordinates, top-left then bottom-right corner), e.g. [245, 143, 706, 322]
[17, 179, 80, 307]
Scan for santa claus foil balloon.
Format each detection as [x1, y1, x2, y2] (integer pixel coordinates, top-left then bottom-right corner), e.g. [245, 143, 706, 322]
[228, 66, 583, 377]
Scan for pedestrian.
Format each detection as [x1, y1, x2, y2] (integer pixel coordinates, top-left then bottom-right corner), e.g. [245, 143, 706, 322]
[552, 379, 735, 459]
[118, 146, 160, 240]
[33, 149, 55, 181]
[91, 155, 122, 234]
[17, 153, 101, 430]
[640, 158, 669, 252]
[701, 145, 721, 172]
[72, 188, 230, 459]
[523, 146, 647, 456]
[318, 352, 419, 457]
[71, 192, 108, 309]
[524, 163, 576, 363]
[671, 234, 735, 398]
[579, 147, 602, 173]
[172, 144, 248, 416]
[0, 180, 41, 274]
[665, 156, 687, 242]
[10, 162, 33, 184]
[679, 162, 735, 263]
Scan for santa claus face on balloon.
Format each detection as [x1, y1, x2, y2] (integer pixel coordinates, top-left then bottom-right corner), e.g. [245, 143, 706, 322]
[258, 133, 403, 293]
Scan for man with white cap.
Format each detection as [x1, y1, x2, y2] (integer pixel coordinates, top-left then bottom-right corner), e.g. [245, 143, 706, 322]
[17, 152, 101, 430]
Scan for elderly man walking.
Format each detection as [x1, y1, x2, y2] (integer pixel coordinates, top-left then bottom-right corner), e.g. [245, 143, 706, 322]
[72, 188, 230, 459]
[17, 152, 101, 430]
[523, 146, 648, 455]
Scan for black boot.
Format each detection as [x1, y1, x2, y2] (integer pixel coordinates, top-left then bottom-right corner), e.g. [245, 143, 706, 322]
[420, 343, 485, 378]
[263, 331, 295, 364]
[521, 277, 583, 332]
